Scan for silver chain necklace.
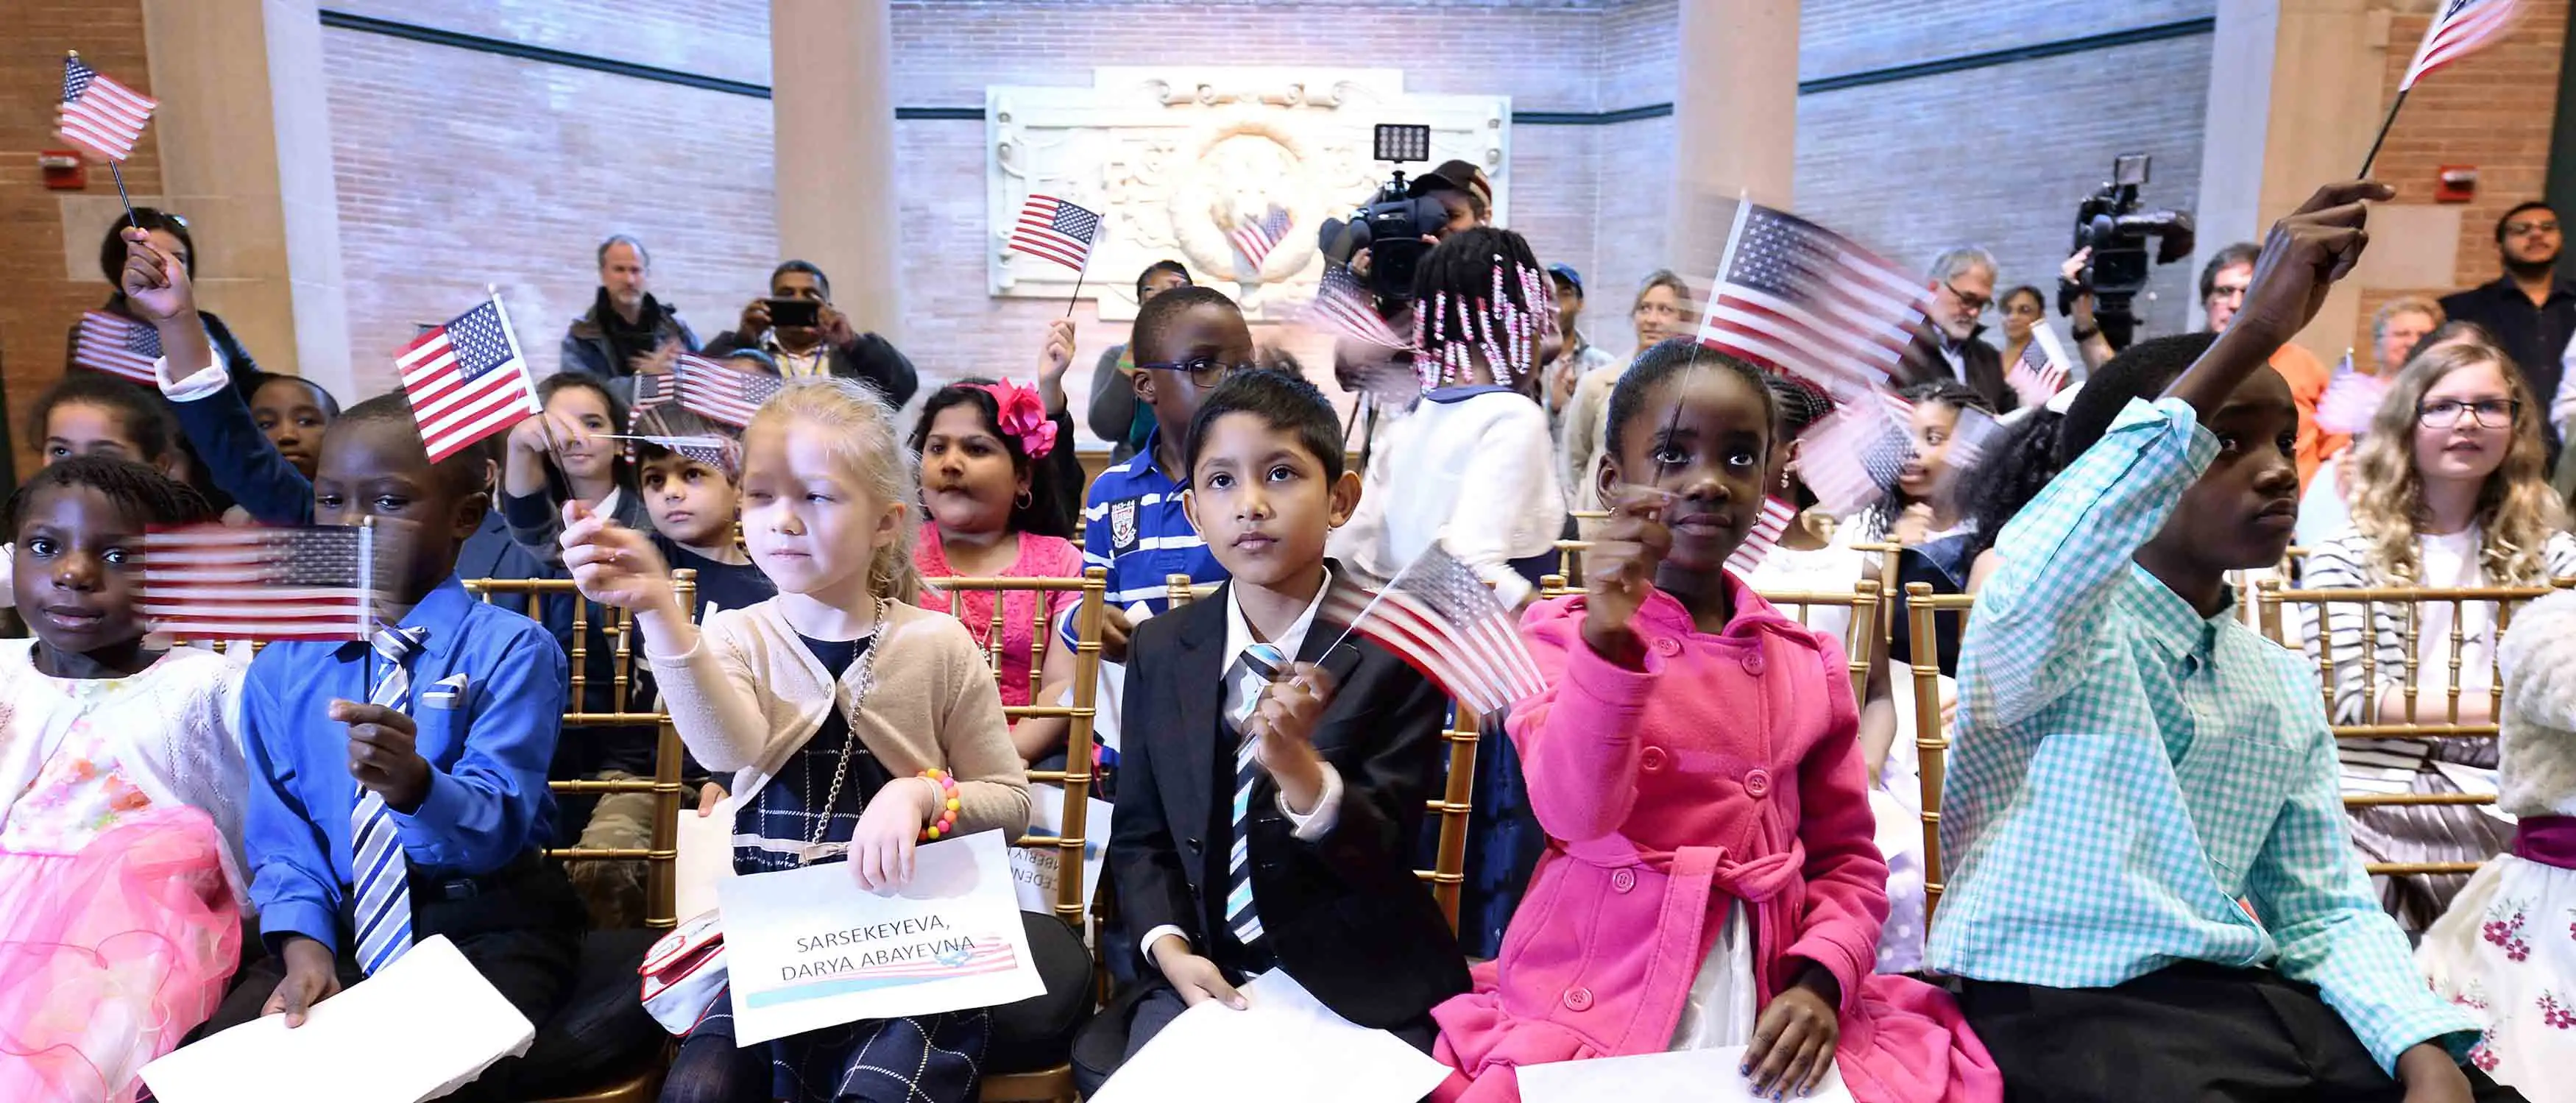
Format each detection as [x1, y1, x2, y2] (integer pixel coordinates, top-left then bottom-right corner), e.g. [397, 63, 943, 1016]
[801, 595, 893, 865]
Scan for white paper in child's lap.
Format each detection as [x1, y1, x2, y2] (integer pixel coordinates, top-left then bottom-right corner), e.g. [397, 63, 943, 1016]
[673, 793, 737, 920]
[717, 829, 1043, 1045]
[140, 935, 534, 1103]
[1517, 1046, 1853, 1103]
[1091, 971, 1451, 1103]
[1010, 783, 1112, 915]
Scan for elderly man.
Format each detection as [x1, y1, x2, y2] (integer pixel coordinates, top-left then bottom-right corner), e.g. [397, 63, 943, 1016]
[1896, 246, 2014, 411]
[561, 233, 697, 380]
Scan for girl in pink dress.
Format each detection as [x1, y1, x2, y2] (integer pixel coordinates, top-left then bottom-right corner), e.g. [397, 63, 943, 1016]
[0, 456, 247, 1103]
[908, 377, 1083, 763]
[1430, 343, 1999, 1103]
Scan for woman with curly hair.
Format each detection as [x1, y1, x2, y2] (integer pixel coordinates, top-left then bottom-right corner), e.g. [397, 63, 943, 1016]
[2301, 338, 2576, 929]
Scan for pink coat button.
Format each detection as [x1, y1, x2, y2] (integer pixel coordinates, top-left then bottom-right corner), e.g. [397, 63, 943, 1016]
[1652, 636, 1682, 657]
[1639, 746, 1668, 772]
[1610, 868, 1637, 893]
[1741, 650, 1766, 675]
[1563, 987, 1594, 1011]
[1744, 768, 1772, 798]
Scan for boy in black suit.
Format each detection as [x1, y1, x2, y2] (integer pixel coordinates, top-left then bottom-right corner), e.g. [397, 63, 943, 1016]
[1073, 369, 1468, 1093]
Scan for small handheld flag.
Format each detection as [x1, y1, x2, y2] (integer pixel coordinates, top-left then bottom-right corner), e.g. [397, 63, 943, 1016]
[72, 310, 162, 384]
[2316, 353, 2390, 436]
[1317, 545, 1549, 720]
[1008, 194, 1103, 316]
[1800, 391, 1915, 517]
[1695, 200, 1927, 395]
[396, 295, 543, 464]
[60, 52, 157, 230]
[2360, 0, 2524, 175]
[2006, 328, 2071, 408]
[1726, 496, 1802, 576]
[1306, 263, 1410, 350]
[142, 523, 406, 642]
[673, 352, 785, 428]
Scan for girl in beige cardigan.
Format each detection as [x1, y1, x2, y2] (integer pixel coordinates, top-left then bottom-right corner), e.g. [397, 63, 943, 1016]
[562, 377, 1026, 1103]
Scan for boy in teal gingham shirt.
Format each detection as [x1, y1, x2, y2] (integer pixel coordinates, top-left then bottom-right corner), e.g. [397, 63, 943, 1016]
[1932, 182, 2516, 1102]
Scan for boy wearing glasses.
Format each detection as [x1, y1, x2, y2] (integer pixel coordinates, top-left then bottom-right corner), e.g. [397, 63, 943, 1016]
[1898, 246, 2017, 413]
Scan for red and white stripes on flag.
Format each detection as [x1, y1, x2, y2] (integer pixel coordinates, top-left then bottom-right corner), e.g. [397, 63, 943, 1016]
[1695, 200, 1927, 394]
[1726, 496, 1801, 576]
[395, 296, 543, 464]
[1305, 263, 1411, 350]
[2004, 330, 2070, 409]
[1317, 545, 1549, 720]
[1008, 194, 1104, 273]
[141, 523, 398, 642]
[1800, 391, 1916, 517]
[674, 352, 784, 428]
[58, 55, 156, 163]
[2315, 352, 2391, 436]
[1228, 205, 1291, 270]
[73, 310, 161, 384]
[2402, 0, 2522, 91]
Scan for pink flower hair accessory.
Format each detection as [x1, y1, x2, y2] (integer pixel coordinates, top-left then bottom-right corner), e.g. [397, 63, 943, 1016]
[977, 378, 1059, 459]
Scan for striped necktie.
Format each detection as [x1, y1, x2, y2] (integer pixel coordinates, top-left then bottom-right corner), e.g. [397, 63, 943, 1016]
[353, 625, 428, 976]
[1222, 642, 1285, 953]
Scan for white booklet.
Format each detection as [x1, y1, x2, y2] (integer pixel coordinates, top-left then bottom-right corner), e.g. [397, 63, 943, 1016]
[1518, 1046, 1854, 1103]
[1093, 971, 1451, 1103]
[141, 935, 536, 1103]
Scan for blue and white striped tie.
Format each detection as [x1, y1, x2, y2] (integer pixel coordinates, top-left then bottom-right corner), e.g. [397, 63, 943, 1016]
[1222, 642, 1286, 950]
[353, 625, 428, 976]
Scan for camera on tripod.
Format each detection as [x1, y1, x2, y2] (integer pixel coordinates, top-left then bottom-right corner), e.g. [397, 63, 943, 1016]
[2067, 154, 2195, 350]
[1317, 124, 1465, 300]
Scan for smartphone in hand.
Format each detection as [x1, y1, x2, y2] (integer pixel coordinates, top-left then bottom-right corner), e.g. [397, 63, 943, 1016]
[765, 297, 821, 328]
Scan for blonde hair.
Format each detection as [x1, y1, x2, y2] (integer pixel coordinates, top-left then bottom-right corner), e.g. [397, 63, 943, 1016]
[744, 377, 924, 604]
[2371, 294, 2445, 341]
[2347, 341, 2563, 584]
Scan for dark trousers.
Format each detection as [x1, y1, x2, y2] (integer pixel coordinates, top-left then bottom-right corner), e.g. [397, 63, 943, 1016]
[1069, 981, 1439, 1098]
[202, 856, 587, 1103]
[1957, 962, 2526, 1102]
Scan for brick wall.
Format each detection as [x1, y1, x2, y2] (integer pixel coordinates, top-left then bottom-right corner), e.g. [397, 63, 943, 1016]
[0, 0, 157, 480]
[2352, 0, 2571, 361]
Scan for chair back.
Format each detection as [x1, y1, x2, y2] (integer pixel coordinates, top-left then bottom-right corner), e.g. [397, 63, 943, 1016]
[1903, 582, 1976, 926]
[2254, 578, 2567, 876]
[1753, 581, 1880, 712]
[919, 567, 1110, 926]
[467, 572, 698, 929]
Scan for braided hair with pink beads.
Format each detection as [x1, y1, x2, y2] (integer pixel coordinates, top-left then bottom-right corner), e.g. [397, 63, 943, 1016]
[1408, 227, 1558, 393]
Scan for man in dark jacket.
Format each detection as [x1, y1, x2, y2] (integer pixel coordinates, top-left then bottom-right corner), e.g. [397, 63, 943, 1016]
[701, 259, 919, 408]
[1894, 245, 2015, 412]
[560, 234, 698, 382]
[2439, 200, 2575, 417]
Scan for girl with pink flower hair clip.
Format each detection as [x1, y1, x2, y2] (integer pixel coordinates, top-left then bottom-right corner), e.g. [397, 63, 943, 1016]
[907, 369, 1086, 765]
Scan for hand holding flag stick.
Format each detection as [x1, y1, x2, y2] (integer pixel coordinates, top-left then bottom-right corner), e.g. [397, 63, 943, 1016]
[2358, 0, 2524, 176]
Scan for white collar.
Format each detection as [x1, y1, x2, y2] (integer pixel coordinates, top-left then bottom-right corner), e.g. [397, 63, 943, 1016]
[1221, 564, 1335, 670]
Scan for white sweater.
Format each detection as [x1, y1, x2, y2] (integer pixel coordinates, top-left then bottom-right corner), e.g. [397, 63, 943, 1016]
[1331, 386, 1567, 606]
[2495, 588, 2576, 818]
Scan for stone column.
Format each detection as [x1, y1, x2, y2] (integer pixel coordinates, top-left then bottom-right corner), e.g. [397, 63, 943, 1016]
[771, 0, 904, 344]
[141, 0, 353, 395]
[1668, 0, 1800, 272]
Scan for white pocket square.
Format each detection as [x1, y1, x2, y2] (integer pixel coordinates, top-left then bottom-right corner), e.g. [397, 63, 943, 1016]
[422, 673, 469, 710]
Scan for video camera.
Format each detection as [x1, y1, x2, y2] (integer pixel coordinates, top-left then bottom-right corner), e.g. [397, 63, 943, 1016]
[1317, 124, 1454, 300]
[2066, 154, 2195, 350]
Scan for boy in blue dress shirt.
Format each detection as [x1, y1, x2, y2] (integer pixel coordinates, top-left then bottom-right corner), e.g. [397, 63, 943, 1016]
[1935, 183, 2520, 1101]
[202, 393, 581, 1102]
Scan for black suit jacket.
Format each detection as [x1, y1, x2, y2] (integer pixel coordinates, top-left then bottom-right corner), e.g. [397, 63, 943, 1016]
[1107, 580, 1468, 1029]
[1894, 322, 2016, 413]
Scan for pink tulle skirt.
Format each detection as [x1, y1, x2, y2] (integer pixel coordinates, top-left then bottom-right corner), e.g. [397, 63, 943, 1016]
[0, 806, 241, 1103]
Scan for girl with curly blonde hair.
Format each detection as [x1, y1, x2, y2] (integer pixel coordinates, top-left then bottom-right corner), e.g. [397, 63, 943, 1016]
[2303, 338, 2576, 929]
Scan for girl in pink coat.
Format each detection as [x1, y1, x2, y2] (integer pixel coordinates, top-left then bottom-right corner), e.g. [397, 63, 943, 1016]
[1431, 343, 2000, 1102]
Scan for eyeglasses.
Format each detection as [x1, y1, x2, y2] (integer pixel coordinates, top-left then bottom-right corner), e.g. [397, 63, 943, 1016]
[2418, 398, 2522, 428]
[2505, 220, 2561, 237]
[1136, 357, 1249, 388]
[1942, 282, 1992, 313]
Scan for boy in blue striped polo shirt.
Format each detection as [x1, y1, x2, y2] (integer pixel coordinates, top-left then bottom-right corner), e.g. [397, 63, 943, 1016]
[1936, 183, 2516, 1101]
[1078, 286, 1250, 638]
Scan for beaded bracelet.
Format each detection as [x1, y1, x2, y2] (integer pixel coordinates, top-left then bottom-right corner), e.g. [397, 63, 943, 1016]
[919, 769, 961, 841]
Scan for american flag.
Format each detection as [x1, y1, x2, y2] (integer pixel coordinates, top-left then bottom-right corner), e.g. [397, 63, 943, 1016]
[631, 370, 675, 425]
[1317, 545, 1548, 720]
[2316, 352, 2391, 436]
[396, 296, 542, 464]
[1726, 495, 1802, 576]
[72, 310, 161, 384]
[1305, 263, 1409, 350]
[2402, 0, 2522, 91]
[58, 54, 157, 163]
[2005, 328, 2070, 408]
[1695, 202, 1926, 394]
[1228, 205, 1292, 269]
[607, 432, 740, 474]
[1008, 194, 1103, 273]
[675, 351, 784, 428]
[1936, 404, 2007, 506]
[141, 524, 400, 642]
[1800, 391, 1914, 517]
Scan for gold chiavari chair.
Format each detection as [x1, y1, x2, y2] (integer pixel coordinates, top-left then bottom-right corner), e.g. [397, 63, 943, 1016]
[1758, 581, 1882, 713]
[2254, 578, 2572, 879]
[1903, 583, 1978, 926]
[467, 572, 696, 1103]
[924, 568, 1108, 1103]
[1170, 575, 1482, 932]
